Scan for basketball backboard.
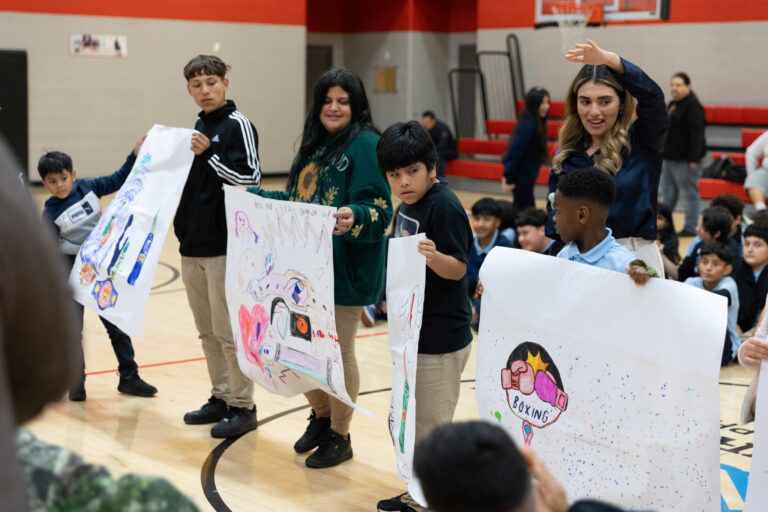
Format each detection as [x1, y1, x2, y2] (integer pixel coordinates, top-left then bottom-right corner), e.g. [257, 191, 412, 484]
[535, 0, 668, 26]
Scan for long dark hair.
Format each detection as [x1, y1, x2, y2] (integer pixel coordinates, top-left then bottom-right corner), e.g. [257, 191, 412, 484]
[287, 68, 379, 190]
[513, 87, 550, 163]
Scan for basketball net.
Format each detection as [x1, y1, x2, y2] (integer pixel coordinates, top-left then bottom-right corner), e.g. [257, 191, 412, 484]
[551, 1, 595, 53]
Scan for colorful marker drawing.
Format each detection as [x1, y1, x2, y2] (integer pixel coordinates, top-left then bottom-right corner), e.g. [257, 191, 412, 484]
[68, 124, 196, 337]
[224, 188, 358, 409]
[385, 234, 427, 506]
[500, 342, 568, 446]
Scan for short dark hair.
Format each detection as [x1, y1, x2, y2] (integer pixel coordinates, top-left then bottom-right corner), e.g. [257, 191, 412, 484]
[556, 167, 616, 207]
[699, 242, 733, 265]
[471, 198, 501, 218]
[37, 151, 73, 179]
[701, 206, 733, 243]
[414, 421, 531, 512]
[377, 121, 438, 176]
[712, 194, 744, 219]
[752, 210, 768, 226]
[744, 222, 768, 245]
[496, 200, 517, 231]
[672, 71, 691, 85]
[183, 55, 230, 81]
[422, 110, 436, 119]
[516, 208, 548, 228]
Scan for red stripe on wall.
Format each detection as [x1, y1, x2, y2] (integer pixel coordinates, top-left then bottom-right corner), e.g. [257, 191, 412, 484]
[2, 0, 305, 25]
[307, 0, 477, 33]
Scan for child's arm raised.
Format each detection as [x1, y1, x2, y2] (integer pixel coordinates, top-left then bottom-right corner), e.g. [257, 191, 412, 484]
[90, 134, 147, 197]
[418, 238, 467, 281]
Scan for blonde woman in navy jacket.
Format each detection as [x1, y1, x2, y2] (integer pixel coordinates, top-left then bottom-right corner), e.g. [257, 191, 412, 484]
[546, 41, 670, 276]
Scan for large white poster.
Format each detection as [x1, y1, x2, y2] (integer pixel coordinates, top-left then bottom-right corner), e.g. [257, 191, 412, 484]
[476, 248, 724, 511]
[745, 361, 768, 511]
[386, 234, 427, 506]
[70, 124, 194, 337]
[224, 187, 356, 408]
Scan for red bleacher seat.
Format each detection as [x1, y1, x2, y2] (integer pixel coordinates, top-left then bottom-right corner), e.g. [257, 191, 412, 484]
[743, 129, 766, 148]
[516, 100, 566, 118]
[457, 138, 507, 155]
[698, 178, 750, 202]
[486, 119, 563, 139]
[458, 138, 559, 159]
[742, 107, 768, 126]
[445, 160, 550, 186]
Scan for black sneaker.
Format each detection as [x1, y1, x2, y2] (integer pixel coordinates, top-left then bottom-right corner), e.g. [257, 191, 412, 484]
[294, 410, 331, 453]
[210, 405, 258, 438]
[117, 375, 157, 397]
[305, 430, 352, 468]
[68, 381, 86, 402]
[377, 493, 416, 512]
[183, 396, 228, 425]
[678, 229, 697, 237]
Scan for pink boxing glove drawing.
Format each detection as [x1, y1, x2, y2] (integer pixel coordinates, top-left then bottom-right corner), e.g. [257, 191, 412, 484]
[500, 342, 568, 446]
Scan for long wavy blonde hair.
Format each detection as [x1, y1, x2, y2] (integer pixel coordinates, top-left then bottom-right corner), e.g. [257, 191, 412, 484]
[552, 65, 636, 175]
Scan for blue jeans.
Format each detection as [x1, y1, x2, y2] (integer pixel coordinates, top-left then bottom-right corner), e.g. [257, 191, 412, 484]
[67, 255, 138, 380]
[661, 159, 701, 233]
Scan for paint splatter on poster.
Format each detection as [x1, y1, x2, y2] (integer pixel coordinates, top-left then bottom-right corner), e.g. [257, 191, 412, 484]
[69, 124, 195, 336]
[224, 187, 358, 409]
[476, 248, 724, 511]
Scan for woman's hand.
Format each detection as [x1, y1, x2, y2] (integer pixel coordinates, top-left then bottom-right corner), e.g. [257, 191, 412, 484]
[501, 178, 515, 194]
[741, 337, 768, 368]
[565, 40, 624, 73]
[332, 206, 355, 235]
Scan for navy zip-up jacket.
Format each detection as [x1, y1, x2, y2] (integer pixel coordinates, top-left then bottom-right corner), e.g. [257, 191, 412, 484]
[546, 58, 670, 241]
[503, 117, 544, 190]
[42, 152, 136, 255]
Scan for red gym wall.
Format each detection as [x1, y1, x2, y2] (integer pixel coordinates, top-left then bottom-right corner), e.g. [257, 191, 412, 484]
[0, 0, 305, 25]
[307, 0, 477, 33]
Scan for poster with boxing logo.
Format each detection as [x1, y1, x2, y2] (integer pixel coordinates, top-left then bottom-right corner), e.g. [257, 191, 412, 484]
[476, 248, 724, 512]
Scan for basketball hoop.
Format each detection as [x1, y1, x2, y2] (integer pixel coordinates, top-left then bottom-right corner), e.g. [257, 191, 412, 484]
[551, 1, 603, 53]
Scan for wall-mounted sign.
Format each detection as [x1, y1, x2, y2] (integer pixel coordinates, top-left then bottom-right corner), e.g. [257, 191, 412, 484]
[69, 34, 127, 58]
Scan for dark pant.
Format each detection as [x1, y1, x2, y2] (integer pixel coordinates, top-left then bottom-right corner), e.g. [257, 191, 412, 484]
[513, 185, 536, 212]
[67, 255, 139, 381]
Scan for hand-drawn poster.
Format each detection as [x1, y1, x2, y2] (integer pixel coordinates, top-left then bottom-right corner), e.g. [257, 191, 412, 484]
[386, 234, 427, 506]
[476, 248, 724, 511]
[223, 187, 357, 409]
[69, 124, 195, 337]
[745, 361, 768, 512]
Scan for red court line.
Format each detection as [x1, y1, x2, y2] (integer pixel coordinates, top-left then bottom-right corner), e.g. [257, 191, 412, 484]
[85, 330, 389, 376]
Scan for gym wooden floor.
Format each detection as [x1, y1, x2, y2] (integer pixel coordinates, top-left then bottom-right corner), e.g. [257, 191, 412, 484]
[27, 177, 755, 511]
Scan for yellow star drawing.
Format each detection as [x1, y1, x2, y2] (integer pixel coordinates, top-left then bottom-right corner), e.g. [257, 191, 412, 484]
[526, 350, 549, 376]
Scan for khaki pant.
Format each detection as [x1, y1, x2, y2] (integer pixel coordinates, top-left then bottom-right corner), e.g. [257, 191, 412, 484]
[402, 342, 472, 511]
[181, 255, 254, 409]
[304, 305, 362, 436]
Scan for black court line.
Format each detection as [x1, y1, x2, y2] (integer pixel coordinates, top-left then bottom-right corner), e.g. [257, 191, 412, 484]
[719, 381, 750, 387]
[201, 379, 476, 511]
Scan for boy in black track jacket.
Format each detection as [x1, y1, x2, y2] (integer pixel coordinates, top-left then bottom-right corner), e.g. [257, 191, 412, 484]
[175, 55, 261, 439]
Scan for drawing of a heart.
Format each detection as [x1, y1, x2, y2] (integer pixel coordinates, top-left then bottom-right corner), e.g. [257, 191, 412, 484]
[239, 304, 268, 370]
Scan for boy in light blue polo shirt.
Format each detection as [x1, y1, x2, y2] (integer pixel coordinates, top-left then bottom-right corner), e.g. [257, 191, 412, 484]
[553, 168, 654, 284]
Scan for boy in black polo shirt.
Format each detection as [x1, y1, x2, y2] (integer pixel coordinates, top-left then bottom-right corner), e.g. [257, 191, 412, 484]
[376, 121, 473, 512]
